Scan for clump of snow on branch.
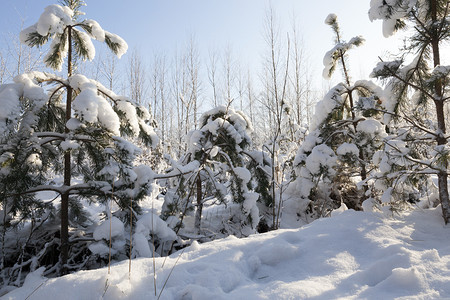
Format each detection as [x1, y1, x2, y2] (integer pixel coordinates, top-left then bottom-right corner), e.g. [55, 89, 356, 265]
[310, 84, 345, 131]
[369, 0, 418, 37]
[36, 5, 74, 36]
[70, 75, 120, 135]
[104, 31, 128, 59]
[89, 217, 126, 257]
[116, 99, 140, 135]
[0, 84, 23, 134]
[357, 119, 384, 137]
[0, 72, 48, 134]
[337, 143, 359, 157]
[189, 105, 253, 154]
[133, 213, 177, 257]
[234, 167, 252, 184]
[83, 19, 105, 42]
[93, 216, 125, 241]
[305, 144, 337, 177]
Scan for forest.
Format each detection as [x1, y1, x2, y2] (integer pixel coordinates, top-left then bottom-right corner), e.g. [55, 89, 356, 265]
[1, 0, 450, 299]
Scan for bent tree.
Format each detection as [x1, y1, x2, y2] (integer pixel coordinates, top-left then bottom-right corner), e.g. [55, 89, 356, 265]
[0, 0, 158, 277]
[369, 0, 450, 223]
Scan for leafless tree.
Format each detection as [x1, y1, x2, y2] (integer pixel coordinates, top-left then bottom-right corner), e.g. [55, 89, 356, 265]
[207, 47, 219, 107]
[222, 44, 236, 105]
[186, 36, 202, 129]
[100, 51, 120, 91]
[0, 51, 7, 84]
[127, 48, 148, 106]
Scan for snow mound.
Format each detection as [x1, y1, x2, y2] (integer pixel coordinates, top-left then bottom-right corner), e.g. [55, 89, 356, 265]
[4, 208, 450, 299]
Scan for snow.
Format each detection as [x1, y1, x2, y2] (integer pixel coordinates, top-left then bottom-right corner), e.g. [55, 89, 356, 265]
[336, 142, 359, 157]
[70, 75, 121, 135]
[60, 140, 80, 151]
[5, 207, 450, 299]
[36, 5, 73, 36]
[382, 18, 398, 38]
[117, 100, 140, 136]
[242, 192, 260, 229]
[19, 25, 38, 45]
[25, 153, 42, 168]
[356, 119, 384, 136]
[305, 144, 337, 176]
[139, 120, 160, 148]
[0, 73, 48, 134]
[381, 187, 394, 203]
[133, 212, 177, 257]
[368, 0, 417, 37]
[310, 84, 345, 131]
[105, 31, 128, 59]
[84, 19, 105, 42]
[0, 84, 22, 133]
[93, 217, 125, 241]
[430, 65, 450, 86]
[65, 118, 82, 130]
[233, 167, 251, 184]
[14, 73, 47, 103]
[209, 146, 220, 158]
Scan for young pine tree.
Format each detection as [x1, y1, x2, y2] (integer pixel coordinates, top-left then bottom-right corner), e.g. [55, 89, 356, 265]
[0, 0, 158, 280]
[290, 14, 385, 219]
[162, 105, 260, 239]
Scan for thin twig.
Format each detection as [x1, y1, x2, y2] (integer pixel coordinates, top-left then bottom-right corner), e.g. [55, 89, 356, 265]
[108, 183, 114, 275]
[128, 196, 133, 280]
[25, 279, 49, 300]
[157, 248, 186, 300]
[152, 201, 157, 297]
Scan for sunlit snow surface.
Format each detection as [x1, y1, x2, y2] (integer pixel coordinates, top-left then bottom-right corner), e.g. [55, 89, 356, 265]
[4, 208, 450, 299]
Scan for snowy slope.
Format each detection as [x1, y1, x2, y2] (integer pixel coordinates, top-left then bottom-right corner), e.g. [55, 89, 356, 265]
[3, 208, 450, 300]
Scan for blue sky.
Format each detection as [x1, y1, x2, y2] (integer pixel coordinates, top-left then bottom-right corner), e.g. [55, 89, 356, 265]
[0, 0, 404, 89]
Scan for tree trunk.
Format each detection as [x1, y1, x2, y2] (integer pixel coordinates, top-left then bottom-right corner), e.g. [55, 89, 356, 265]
[431, 0, 449, 224]
[194, 175, 203, 234]
[60, 26, 73, 274]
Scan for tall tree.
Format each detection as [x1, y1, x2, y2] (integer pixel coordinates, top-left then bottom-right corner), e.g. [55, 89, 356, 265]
[369, 0, 450, 223]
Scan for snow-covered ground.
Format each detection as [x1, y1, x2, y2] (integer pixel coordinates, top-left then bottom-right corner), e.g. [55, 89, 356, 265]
[3, 207, 450, 300]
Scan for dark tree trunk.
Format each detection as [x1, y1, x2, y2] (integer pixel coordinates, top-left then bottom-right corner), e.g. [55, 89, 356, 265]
[60, 26, 73, 274]
[431, 0, 450, 224]
[194, 175, 203, 234]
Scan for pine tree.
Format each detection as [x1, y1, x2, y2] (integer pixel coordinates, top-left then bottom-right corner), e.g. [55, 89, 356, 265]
[289, 14, 385, 219]
[162, 105, 260, 239]
[369, 0, 450, 223]
[0, 0, 158, 280]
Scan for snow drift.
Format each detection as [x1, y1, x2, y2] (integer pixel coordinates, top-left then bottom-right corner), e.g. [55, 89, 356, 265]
[3, 207, 450, 299]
